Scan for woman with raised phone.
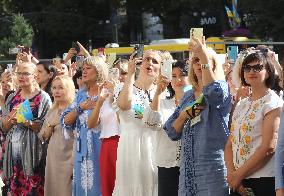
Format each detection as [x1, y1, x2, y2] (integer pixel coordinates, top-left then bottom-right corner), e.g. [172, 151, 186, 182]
[164, 36, 231, 195]
[112, 49, 162, 196]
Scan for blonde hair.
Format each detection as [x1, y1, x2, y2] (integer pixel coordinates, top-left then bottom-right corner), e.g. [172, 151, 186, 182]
[83, 56, 108, 83]
[17, 62, 40, 91]
[159, 50, 173, 61]
[51, 75, 75, 110]
[188, 48, 224, 89]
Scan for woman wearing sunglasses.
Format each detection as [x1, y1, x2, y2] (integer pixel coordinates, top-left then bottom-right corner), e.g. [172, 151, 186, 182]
[225, 51, 283, 195]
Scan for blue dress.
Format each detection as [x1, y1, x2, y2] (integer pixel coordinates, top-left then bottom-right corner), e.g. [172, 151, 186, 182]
[61, 89, 101, 196]
[164, 81, 231, 196]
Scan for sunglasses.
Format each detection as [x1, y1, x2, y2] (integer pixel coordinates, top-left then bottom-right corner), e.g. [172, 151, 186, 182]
[242, 64, 264, 73]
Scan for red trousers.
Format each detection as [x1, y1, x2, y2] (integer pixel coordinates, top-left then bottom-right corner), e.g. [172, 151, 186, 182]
[100, 135, 119, 196]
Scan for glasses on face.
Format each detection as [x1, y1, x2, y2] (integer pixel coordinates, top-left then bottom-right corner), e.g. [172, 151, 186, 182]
[242, 64, 264, 73]
[16, 72, 33, 77]
[143, 56, 159, 64]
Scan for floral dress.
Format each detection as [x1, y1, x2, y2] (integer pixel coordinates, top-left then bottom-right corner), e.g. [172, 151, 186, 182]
[0, 90, 51, 196]
[61, 89, 101, 196]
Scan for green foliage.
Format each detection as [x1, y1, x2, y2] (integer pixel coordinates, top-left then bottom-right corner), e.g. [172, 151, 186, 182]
[0, 14, 34, 59]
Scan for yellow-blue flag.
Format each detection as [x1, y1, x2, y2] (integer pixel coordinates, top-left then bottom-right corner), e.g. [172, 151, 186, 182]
[16, 99, 34, 123]
[225, 6, 233, 18]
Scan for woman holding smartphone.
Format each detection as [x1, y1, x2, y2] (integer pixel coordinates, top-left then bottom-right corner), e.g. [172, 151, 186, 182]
[143, 60, 190, 196]
[112, 50, 162, 196]
[164, 37, 231, 195]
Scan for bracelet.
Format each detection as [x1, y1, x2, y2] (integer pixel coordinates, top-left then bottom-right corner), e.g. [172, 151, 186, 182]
[201, 64, 210, 69]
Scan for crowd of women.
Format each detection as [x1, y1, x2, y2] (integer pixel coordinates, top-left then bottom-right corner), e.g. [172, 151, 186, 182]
[0, 37, 284, 196]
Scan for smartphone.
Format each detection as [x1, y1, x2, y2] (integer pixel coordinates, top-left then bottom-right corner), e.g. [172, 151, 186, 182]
[9, 48, 22, 54]
[161, 59, 173, 80]
[190, 28, 203, 42]
[72, 42, 80, 53]
[109, 68, 120, 81]
[76, 55, 85, 68]
[227, 46, 238, 63]
[133, 44, 144, 58]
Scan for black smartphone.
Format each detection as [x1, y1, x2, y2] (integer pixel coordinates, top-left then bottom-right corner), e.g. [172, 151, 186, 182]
[133, 44, 144, 58]
[72, 42, 80, 53]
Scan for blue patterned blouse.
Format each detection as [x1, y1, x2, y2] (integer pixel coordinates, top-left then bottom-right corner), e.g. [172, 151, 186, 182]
[164, 80, 231, 196]
[60, 89, 101, 196]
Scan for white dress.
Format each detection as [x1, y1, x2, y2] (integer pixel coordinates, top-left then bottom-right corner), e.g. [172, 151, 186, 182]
[112, 85, 158, 196]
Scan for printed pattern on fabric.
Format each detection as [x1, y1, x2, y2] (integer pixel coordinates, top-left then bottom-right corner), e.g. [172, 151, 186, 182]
[183, 120, 197, 195]
[231, 94, 268, 166]
[81, 157, 94, 192]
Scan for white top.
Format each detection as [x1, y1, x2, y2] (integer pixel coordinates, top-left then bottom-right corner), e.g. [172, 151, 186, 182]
[112, 84, 158, 196]
[99, 98, 120, 139]
[231, 89, 283, 178]
[143, 98, 180, 168]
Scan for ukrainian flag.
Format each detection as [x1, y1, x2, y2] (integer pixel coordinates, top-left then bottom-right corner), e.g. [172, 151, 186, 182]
[16, 99, 34, 123]
[225, 6, 233, 18]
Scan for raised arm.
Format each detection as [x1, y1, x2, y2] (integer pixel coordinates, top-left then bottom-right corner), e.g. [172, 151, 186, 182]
[117, 55, 141, 111]
[191, 36, 225, 86]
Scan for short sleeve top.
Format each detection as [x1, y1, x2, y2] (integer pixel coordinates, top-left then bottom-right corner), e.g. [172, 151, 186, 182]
[231, 89, 283, 178]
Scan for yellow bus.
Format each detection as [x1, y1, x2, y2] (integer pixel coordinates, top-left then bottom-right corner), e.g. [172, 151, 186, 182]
[92, 37, 261, 62]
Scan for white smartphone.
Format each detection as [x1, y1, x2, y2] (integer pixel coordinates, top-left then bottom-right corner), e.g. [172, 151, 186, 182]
[190, 28, 203, 43]
[9, 47, 21, 54]
[161, 59, 172, 80]
[109, 68, 120, 81]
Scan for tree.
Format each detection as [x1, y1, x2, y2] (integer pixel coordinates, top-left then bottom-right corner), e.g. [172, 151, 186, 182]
[0, 14, 34, 60]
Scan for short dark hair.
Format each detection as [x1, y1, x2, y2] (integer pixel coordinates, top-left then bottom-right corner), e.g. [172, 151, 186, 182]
[240, 51, 275, 88]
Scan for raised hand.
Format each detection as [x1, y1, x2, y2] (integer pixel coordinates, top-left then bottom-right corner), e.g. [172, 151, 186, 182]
[156, 75, 170, 96]
[191, 36, 211, 65]
[128, 53, 142, 75]
[77, 41, 90, 57]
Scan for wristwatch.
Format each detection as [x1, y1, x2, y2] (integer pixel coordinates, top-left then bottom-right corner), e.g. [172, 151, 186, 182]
[201, 64, 210, 69]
